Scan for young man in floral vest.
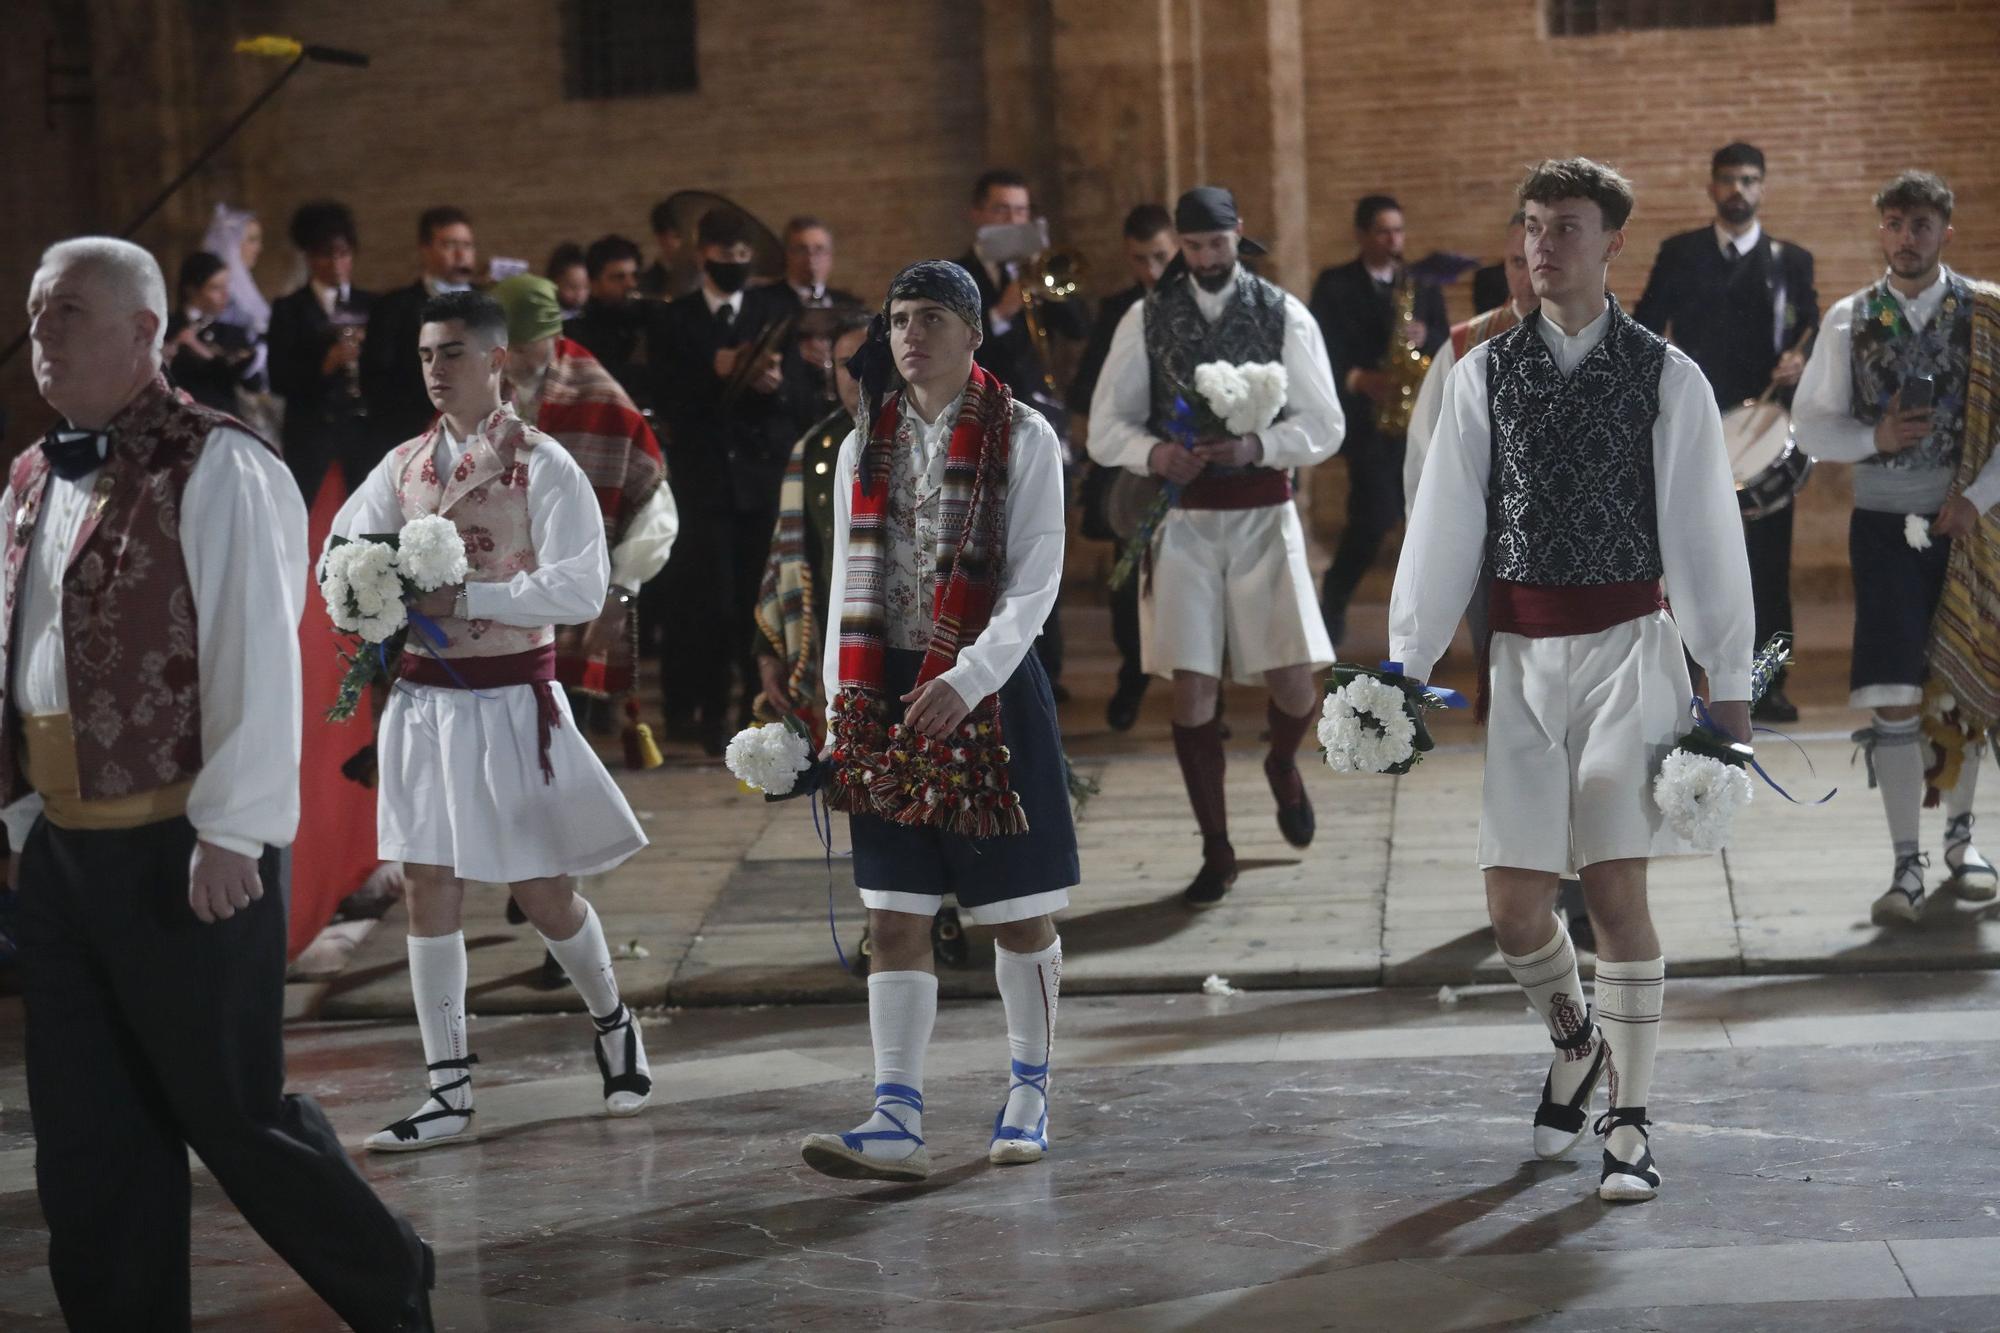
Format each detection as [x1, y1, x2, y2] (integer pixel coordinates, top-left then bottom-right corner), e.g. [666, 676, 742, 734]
[1391, 159, 1752, 1204]
[1086, 186, 1344, 909]
[799, 261, 1075, 1183]
[329, 290, 654, 1151]
[7, 237, 434, 1329]
[1795, 170, 2000, 925]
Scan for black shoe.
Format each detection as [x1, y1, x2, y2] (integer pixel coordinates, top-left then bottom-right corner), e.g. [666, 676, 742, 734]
[931, 906, 970, 968]
[536, 949, 568, 990]
[1266, 758, 1315, 849]
[1106, 679, 1148, 732]
[504, 895, 527, 926]
[1183, 836, 1238, 909]
[1752, 688, 1798, 724]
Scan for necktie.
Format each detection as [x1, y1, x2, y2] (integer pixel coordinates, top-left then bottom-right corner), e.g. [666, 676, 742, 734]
[43, 429, 109, 482]
[1722, 242, 1741, 266]
[714, 302, 735, 331]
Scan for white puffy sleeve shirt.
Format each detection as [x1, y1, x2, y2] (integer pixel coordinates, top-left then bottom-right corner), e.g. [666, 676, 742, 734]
[821, 401, 1067, 733]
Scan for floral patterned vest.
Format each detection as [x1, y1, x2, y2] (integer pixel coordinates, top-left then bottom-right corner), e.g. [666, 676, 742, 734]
[1848, 271, 1973, 476]
[388, 404, 552, 660]
[0, 379, 272, 804]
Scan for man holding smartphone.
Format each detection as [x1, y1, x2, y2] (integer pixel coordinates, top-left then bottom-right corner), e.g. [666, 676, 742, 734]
[1795, 170, 2000, 925]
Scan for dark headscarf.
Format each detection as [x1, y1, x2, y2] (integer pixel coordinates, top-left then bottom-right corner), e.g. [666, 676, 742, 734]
[844, 259, 986, 444]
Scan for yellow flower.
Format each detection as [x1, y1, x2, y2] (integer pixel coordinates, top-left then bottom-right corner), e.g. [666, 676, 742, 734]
[1877, 308, 1898, 327]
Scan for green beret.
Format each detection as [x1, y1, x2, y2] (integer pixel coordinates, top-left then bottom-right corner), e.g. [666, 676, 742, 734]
[491, 274, 564, 345]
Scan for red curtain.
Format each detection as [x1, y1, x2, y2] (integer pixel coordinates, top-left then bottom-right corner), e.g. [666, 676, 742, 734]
[288, 472, 381, 959]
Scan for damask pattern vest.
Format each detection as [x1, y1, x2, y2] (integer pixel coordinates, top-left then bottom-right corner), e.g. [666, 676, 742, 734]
[1143, 270, 1289, 440]
[387, 404, 553, 660]
[0, 379, 274, 804]
[1484, 300, 1668, 586]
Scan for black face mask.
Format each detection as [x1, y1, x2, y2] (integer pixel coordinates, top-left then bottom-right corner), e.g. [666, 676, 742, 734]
[705, 260, 751, 293]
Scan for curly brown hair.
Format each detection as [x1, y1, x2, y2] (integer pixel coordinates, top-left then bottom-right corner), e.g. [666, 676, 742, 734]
[1516, 157, 1635, 231]
[1873, 171, 1953, 222]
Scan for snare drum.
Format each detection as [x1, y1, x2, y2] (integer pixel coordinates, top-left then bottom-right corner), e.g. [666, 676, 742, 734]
[1720, 399, 1814, 520]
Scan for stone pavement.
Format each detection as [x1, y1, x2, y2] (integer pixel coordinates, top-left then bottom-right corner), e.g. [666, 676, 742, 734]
[303, 602, 2000, 1020]
[9, 972, 2000, 1329]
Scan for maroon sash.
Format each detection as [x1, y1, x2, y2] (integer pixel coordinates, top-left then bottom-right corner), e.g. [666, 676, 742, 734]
[1478, 578, 1667, 721]
[1180, 467, 1293, 510]
[400, 646, 564, 783]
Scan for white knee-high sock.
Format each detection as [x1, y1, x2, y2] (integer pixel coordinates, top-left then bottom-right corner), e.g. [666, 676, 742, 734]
[1945, 747, 1982, 821]
[1595, 956, 1664, 1160]
[1501, 917, 1598, 1102]
[994, 937, 1061, 1133]
[1870, 713, 1925, 859]
[846, 970, 937, 1160]
[407, 931, 471, 1108]
[541, 899, 621, 1020]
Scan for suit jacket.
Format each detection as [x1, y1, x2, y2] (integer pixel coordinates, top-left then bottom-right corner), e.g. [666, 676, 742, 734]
[1471, 263, 1510, 316]
[958, 248, 1086, 434]
[1308, 259, 1450, 444]
[764, 282, 862, 315]
[268, 284, 374, 434]
[564, 298, 654, 410]
[1634, 227, 1819, 408]
[645, 286, 795, 515]
[359, 280, 437, 452]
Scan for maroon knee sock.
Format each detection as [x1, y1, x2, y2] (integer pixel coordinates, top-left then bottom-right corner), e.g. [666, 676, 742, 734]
[1263, 698, 1315, 806]
[1171, 719, 1229, 843]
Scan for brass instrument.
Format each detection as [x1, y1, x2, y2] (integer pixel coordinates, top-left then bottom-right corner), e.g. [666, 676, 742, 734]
[1375, 272, 1431, 437]
[1019, 248, 1088, 398]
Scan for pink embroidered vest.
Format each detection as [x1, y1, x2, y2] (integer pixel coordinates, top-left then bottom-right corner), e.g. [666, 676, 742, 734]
[388, 404, 551, 660]
[0, 379, 275, 805]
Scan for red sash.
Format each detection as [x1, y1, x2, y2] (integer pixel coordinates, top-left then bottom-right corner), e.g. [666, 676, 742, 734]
[1478, 578, 1666, 721]
[399, 646, 564, 783]
[1180, 468, 1293, 510]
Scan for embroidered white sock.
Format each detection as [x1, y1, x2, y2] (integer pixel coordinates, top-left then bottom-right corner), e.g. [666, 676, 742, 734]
[370, 931, 474, 1145]
[540, 899, 621, 1019]
[994, 937, 1061, 1138]
[1871, 713, 1925, 860]
[1595, 956, 1665, 1164]
[1945, 753, 1983, 867]
[1501, 917, 1599, 1106]
[843, 970, 937, 1162]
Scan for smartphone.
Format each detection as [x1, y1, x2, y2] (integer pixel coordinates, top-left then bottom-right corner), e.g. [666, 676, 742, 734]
[1902, 374, 1936, 414]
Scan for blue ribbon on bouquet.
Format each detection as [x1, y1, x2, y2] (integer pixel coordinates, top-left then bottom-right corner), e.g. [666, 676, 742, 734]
[385, 607, 499, 700]
[1379, 661, 1469, 710]
[1690, 696, 1836, 806]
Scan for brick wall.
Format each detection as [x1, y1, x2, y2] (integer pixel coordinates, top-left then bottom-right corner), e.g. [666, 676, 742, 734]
[1293, 0, 2000, 589]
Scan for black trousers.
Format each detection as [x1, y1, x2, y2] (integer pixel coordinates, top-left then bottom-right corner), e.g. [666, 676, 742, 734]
[655, 504, 736, 725]
[1109, 570, 1145, 691]
[1320, 428, 1408, 621]
[1744, 502, 1795, 686]
[17, 816, 421, 1332]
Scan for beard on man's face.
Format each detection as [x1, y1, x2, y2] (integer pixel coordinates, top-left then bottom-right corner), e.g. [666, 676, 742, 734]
[1717, 196, 1755, 224]
[1193, 262, 1237, 293]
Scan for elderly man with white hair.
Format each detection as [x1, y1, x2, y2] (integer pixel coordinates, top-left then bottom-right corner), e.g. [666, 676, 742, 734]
[5, 237, 434, 1331]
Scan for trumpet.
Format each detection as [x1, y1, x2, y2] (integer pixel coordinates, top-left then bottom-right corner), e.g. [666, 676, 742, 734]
[1018, 248, 1088, 399]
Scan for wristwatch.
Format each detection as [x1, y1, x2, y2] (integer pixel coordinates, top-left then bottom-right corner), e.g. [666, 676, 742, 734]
[608, 584, 637, 609]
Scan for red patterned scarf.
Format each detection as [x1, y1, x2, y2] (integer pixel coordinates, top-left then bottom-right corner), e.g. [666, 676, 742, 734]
[825, 363, 1027, 836]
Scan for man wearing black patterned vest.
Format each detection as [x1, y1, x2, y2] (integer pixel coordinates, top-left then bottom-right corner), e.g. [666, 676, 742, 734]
[1087, 187, 1344, 909]
[1391, 160, 1753, 1205]
[1795, 170, 2000, 926]
[7, 238, 434, 1329]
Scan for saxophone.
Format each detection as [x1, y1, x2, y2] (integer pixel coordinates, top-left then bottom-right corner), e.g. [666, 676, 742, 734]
[1374, 273, 1432, 437]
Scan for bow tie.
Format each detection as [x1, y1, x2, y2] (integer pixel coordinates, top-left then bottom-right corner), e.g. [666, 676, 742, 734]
[43, 429, 109, 482]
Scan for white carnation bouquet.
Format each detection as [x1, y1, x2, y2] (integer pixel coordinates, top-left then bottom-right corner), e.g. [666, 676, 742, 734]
[1318, 662, 1463, 775]
[724, 714, 819, 797]
[1110, 360, 1289, 591]
[1651, 634, 1792, 851]
[320, 514, 470, 722]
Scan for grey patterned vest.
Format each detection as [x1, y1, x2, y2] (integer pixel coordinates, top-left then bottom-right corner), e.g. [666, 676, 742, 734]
[1143, 270, 1289, 440]
[1848, 271, 1971, 477]
[1485, 299, 1668, 586]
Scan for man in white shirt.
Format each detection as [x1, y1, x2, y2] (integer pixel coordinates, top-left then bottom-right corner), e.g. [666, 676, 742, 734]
[1793, 169, 2000, 924]
[8, 237, 434, 1330]
[1088, 187, 1345, 908]
[1390, 159, 1753, 1205]
[800, 260, 1075, 1184]
[330, 292, 654, 1153]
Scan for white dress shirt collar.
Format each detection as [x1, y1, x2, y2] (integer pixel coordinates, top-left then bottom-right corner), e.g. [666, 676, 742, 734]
[702, 285, 745, 319]
[1189, 268, 1242, 324]
[1882, 265, 1953, 330]
[1534, 302, 1614, 377]
[1715, 220, 1762, 258]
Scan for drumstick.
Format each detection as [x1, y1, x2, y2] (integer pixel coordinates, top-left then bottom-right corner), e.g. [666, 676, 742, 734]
[1753, 326, 1819, 407]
